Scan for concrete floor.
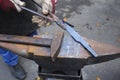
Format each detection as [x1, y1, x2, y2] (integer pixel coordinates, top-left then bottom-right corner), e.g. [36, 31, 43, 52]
[0, 0, 120, 80]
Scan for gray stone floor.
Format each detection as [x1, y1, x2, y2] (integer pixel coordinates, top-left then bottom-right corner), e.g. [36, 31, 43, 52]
[82, 58, 120, 80]
[0, 0, 120, 80]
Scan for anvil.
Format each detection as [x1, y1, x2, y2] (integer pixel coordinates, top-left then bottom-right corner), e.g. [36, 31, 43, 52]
[0, 31, 120, 80]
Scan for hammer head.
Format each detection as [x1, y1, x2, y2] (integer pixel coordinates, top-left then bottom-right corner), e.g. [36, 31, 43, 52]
[51, 30, 64, 62]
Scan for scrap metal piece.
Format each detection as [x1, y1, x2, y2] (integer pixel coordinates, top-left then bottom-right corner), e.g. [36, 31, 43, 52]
[0, 34, 52, 47]
[51, 30, 64, 62]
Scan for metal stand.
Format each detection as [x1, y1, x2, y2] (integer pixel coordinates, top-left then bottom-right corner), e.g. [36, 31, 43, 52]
[38, 66, 82, 80]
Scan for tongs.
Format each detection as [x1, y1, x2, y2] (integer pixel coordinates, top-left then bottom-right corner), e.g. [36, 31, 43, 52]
[18, 0, 58, 22]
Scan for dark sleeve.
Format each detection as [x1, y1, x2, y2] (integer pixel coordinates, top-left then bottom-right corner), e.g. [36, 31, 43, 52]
[0, 0, 38, 36]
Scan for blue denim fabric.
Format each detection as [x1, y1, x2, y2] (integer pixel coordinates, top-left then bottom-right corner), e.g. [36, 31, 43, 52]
[0, 31, 37, 66]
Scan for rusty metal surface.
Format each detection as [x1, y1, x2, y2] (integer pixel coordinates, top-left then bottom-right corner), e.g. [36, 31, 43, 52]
[58, 36, 120, 59]
[86, 38, 120, 56]
[0, 34, 52, 47]
[0, 41, 51, 58]
[0, 36, 119, 59]
[51, 30, 64, 61]
[0, 42, 29, 58]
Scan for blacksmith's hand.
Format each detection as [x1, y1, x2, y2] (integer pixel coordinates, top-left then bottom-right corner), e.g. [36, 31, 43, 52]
[10, 0, 25, 12]
[32, 0, 57, 27]
[42, 0, 57, 15]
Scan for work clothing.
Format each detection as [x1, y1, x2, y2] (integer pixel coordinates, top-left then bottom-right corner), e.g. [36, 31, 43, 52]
[0, 0, 57, 35]
[0, 0, 16, 11]
[0, 0, 38, 35]
[0, 0, 57, 14]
